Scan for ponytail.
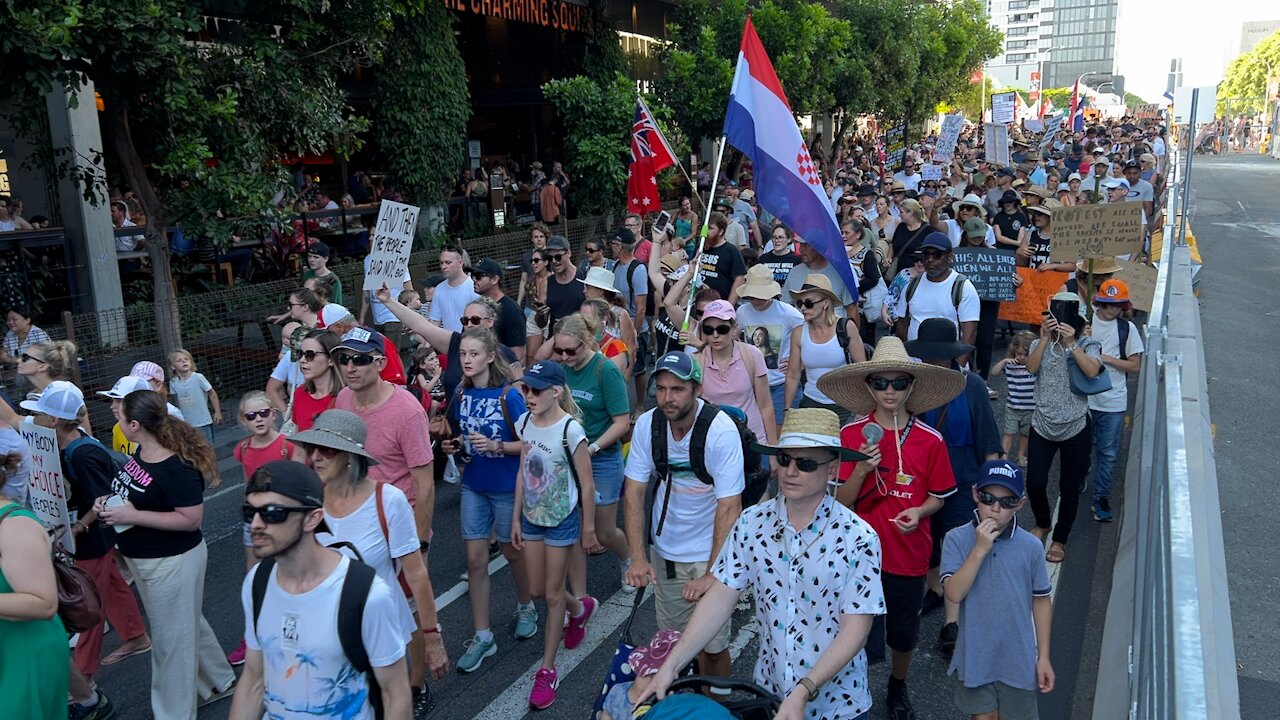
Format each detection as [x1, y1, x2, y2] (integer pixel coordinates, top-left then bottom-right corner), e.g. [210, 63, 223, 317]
[31, 340, 77, 380]
[122, 390, 218, 480]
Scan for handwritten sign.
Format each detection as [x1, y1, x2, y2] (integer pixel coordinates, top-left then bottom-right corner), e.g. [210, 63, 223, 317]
[1040, 114, 1065, 150]
[922, 164, 944, 182]
[885, 123, 907, 172]
[1114, 258, 1158, 312]
[998, 267, 1069, 325]
[363, 200, 421, 291]
[933, 113, 965, 163]
[991, 92, 1017, 125]
[1023, 118, 1045, 133]
[952, 247, 1018, 302]
[983, 123, 1010, 167]
[1048, 203, 1145, 261]
[21, 423, 73, 553]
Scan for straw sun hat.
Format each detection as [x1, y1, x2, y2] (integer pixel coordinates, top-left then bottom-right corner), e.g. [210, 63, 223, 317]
[751, 408, 868, 461]
[789, 273, 843, 308]
[740, 264, 781, 300]
[816, 337, 965, 416]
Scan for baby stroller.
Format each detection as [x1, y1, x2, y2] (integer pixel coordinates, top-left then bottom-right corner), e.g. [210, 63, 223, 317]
[640, 676, 781, 720]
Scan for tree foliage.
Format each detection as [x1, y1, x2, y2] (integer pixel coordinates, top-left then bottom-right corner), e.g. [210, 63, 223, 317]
[0, 0, 415, 351]
[542, 74, 635, 217]
[1218, 29, 1280, 117]
[372, 3, 470, 209]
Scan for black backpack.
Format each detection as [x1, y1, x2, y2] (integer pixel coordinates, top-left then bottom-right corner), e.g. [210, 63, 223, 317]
[897, 272, 969, 338]
[650, 402, 770, 537]
[251, 558, 383, 719]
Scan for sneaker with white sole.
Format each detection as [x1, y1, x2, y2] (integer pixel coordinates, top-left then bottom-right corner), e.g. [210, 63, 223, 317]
[528, 667, 559, 709]
[563, 596, 596, 649]
[514, 605, 538, 640]
[457, 634, 498, 673]
[1093, 498, 1114, 522]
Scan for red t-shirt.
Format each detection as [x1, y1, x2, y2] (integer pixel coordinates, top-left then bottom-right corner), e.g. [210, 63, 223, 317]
[234, 434, 296, 484]
[291, 387, 338, 432]
[379, 336, 406, 385]
[838, 416, 956, 577]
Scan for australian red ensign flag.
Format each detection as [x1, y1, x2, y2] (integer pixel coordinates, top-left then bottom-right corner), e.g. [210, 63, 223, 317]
[722, 18, 857, 298]
[627, 97, 677, 214]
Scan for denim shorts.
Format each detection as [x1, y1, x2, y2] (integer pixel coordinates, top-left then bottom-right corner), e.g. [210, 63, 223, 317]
[520, 507, 581, 547]
[591, 449, 624, 506]
[460, 486, 516, 543]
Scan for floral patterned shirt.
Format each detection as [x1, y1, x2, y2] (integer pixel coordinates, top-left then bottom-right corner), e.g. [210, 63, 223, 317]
[712, 495, 885, 719]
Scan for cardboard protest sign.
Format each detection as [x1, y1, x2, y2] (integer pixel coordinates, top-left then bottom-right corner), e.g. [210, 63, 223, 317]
[1114, 258, 1158, 312]
[1023, 118, 1045, 133]
[885, 123, 907, 172]
[1040, 114, 1065, 150]
[952, 247, 1018, 302]
[933, 113, 964, 163]
[363, 200, 421, 291]
[922, 164, 945, 181]
[991, 92, 1017, 125]
[21, 423, 73, 553]
[1048, 203, 1145, 261]
[998, 267, 1069, 325]
[983, 123, 1011, 167]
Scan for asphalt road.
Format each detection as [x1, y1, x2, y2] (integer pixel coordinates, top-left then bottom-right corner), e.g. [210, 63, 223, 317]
[1186, 152, 1280, 719]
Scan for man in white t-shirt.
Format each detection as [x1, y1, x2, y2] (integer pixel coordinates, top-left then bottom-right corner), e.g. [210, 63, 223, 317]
[736, 265, 804, 426]
[228, 461, 419, 720]
[895, 233, 980, 366]
[425, 246, 478, 333]
[894, 158, 923, 193]
[623, 352, 743, 683]
[1086, 280, 1143, 524]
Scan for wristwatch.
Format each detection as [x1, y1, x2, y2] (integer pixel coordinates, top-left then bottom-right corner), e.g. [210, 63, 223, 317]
[796, 677, 819, 702]
[589, 442, 601, 456]
[419, 540, 430, 554]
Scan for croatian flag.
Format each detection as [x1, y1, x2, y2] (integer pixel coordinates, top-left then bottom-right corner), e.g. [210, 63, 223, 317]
[723, 18, 857, 299]
[1069, 80, 1085, 132]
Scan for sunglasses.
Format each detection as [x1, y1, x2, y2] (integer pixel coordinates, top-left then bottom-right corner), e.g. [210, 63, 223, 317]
[298, 350, 327, 362]
[797, 299, 825, 310]
[242, 503, 319, 524]
[977, 490, 1022, 510]
[923, 183, 938, 189]
[701, 323, 733, 336]
[521, 384, 548, 396]
[531, 257, 546, 263]
[552, 343, 583, 357]
[459, 315, 489, 327]
[304, 444, 342, 459]
[775, 452, 837, 473]
[243, 409, 273, 421]
[585, 246, 602, 253]
[547, 253, 565, 263]
[19, 353, 45, 363]
[866, 376, 914, 391]
[334, 353, 378, 367]
[921, 249, 948, 259]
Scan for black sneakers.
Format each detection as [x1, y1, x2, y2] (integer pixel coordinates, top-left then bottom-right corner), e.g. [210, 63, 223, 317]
[919, 589, 944, 617]
[887, 680, 917, 720]
[69, 693, 116, 720]
[939, 622, 959, 654]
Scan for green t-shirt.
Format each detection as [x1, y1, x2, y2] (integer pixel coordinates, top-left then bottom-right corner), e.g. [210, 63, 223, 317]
[302, 268, 344, 305]
[564, 352, 630, 451]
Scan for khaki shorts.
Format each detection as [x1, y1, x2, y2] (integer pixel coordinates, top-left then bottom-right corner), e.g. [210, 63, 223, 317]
[1003, 407, 1033, 437]
[525, 312, 548, 339]
[650, 547, 731, 655]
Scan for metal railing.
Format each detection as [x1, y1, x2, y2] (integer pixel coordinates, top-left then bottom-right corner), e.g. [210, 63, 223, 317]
[1092, 135, 1240, 718]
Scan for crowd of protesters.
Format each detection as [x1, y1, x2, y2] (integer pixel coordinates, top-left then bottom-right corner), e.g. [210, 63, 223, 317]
[0, 111, 1163, 720]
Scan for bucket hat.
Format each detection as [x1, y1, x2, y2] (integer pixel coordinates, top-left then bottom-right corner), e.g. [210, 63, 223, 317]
[288, 409, 380, 464]
[739, 264, 782, 300]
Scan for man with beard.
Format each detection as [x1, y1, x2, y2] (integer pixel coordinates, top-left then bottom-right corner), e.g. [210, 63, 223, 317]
[893, 233, 980, 367]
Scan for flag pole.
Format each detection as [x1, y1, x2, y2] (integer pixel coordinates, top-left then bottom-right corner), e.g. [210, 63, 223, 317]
[681, 135, 728, 334]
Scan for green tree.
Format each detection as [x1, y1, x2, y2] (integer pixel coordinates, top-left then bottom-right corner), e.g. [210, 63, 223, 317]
[908, 0, 1003, 129]
[372, 4, 470, 211]
[542, 74, 635, 217]
[0, 0, 417, 352]
[1218, 29, 1279, 117]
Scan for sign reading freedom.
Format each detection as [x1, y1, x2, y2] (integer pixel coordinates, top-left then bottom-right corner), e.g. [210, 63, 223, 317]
[1049, 203, 1145, 261]
[952, 246, 1018, 301]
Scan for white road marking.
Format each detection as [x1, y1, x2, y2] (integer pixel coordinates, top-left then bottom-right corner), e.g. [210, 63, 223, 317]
[436, 556, 509, 610]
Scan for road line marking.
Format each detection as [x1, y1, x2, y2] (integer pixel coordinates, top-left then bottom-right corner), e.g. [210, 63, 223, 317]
[1046, 498, 1063, 603]
[468, 587, 638, 720]
[436, 556, 509, 611]
[205, 479, 245, 503]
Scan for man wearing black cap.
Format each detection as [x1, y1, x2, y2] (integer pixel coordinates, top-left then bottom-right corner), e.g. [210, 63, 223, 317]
[304, 240, 343, 305]
[1121, 160, 1154, 220]
[228, 461, 416, 720]
[855, 184, 878, 219]
[894, 233, 980, 366]
[544, 235, 585, 331]
[472, 258, 526, 361]
[712, 197, 749, 251]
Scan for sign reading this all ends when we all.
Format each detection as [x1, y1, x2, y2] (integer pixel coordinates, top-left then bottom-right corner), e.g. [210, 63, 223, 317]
[442, 0, 592, 32]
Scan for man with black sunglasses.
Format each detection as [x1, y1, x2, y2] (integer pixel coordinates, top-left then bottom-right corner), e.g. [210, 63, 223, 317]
[543, 235, 584, 331]
[229, 461, 414, 720]
[472, 258, 526, 361]
[940, 459, 1055, 720]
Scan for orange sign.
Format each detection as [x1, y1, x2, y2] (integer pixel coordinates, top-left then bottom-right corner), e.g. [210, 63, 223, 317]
[442, 0, 591, 32]
[998, 268, 1069, 325]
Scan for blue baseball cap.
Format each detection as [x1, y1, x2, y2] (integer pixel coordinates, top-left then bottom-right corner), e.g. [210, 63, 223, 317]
[978, 459, 1025, 496]
[522, 361, 566, 390]
[652, 351, 703, 384]
[334, 326, 386, 355]
[920, 232, 952, 252]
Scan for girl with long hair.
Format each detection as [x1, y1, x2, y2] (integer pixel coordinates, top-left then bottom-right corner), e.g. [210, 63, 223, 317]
[784, 275, 867, 424]
[290, 330, 345, 432]
[445, 328, 535, 674]
[96, 390, 237, 718]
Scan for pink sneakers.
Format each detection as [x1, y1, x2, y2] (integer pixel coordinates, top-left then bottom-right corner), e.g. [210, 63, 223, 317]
[528, 667, 559, 709]
[563, 596, 596, 650]
[227, 639, 247, 666]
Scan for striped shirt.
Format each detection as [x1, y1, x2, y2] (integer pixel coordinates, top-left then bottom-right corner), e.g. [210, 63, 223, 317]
[1005, 362, 1036, 410]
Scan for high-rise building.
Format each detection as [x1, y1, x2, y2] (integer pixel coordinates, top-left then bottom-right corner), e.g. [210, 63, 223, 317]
[982, 0, 1054, 91]
[1240, 20, 1280, 56]
[983, 0, 1120, 92]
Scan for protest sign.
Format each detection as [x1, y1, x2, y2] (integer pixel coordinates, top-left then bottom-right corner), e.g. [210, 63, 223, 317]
[922, 164, 945, 181]
[1040, 114, 1065, 150]
[933, 113, 965, 163]
[1114, 258, 1158, 312]
[991, 92, 1017, 125]
[952, 247, 1018, 302]
[21, 423, 73, 553]
[1048, 203, 1145, 261]
[363, 200, 421, 291]
[998, 267, 1069, 325]
[885, 123, 907, 172]
[1023, 118, 1045, 133]
[983, 123, 1011, 166]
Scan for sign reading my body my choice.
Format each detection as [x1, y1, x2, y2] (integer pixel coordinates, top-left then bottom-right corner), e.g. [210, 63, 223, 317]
[21, 423, 74, 553]
[363, 201, 421, 291]
[952, 246, 1018, 302]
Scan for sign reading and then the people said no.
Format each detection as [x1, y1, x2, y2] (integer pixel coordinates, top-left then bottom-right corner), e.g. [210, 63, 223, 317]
[952, 247, 1018, 302]
[363, 201, 421, 291]
[1048, 203, 1145, 261]
[21, 423, 74, 553]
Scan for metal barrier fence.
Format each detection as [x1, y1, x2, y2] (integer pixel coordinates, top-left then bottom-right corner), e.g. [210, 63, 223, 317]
[1092, 140, 1240, 718]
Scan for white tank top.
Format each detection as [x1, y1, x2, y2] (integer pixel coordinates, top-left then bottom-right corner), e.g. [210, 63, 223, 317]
[801, 323, 846, 404]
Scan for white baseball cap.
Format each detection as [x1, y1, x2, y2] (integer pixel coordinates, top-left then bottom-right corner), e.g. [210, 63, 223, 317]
[20, 380, 85, 420]
[320, 303, 354, 329]
[97, 375, 151, 399]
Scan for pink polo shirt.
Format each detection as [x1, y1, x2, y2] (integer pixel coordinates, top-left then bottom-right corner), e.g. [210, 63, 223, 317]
[334, 385, 434, 505]
[698, 342, 769, 439]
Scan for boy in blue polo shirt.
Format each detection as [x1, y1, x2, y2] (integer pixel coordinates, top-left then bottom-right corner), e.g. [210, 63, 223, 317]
[942, 460, 1054, 720]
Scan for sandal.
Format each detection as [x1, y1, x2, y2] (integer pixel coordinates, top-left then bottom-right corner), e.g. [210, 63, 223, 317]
[1046, 542, 1066, 564]
[1029, 526, 1050, 543]
[586, 545, 608, 556]
[101, 642, 152, 666]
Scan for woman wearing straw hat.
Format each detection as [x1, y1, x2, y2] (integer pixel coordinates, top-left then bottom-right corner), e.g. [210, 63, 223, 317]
[784, 274, 867, 424]
[641, 409, 881, 720]
[290, 409, 449, 691]
[1058, 254, 1119, 299]
[818, 338, 965, 718]
[737, 264, 804, 427]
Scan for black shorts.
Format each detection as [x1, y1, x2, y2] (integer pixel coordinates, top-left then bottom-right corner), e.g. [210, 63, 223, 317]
[866, 571, 926, 663]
